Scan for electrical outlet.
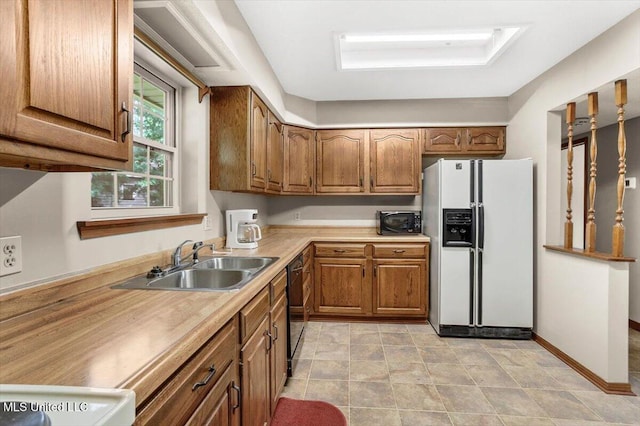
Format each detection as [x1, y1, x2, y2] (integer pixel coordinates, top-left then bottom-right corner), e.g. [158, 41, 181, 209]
[625, 177, 636, 189]
[203, 216, 213, 230]
[1, 236, 22, 277]
[294, 211, 301, 221]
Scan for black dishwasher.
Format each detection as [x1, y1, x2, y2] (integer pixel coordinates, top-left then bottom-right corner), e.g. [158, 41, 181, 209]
[286, 253, 305, 377]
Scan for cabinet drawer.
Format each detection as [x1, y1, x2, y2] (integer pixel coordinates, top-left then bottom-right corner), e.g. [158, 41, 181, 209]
[315, 243, 366, 258]
[136, 320, 237, 426]
[373, 244, 427, 258]
[270, 269, 287, 304]
[240, 287, 270, 343]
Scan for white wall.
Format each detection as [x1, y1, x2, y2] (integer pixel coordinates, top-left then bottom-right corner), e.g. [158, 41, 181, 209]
[507, 9, 640, 364]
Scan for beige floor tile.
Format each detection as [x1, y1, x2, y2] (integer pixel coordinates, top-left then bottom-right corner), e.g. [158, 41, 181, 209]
[350, 344, 385, 361]
[381, 332, 415, 346]
[448, 413, 503, 425]
[481, 340, 519, 349]
[392, 383, 446, 411]
[572, 390, 640, 424]
[384, 345, 423, 363]
[406, 323, 437, 334]
[389, 362, 432, 384]
[452, 347, 500, 366]
[465, 365, 519, 388]
[349, 381, 396, 408]
[481, 387, 548, 417]
[350, 407, 402, 426]
[350, 323, 379, 333]
[499, 415, 555, 425]
[350, 360, 389, 382]
[436, 385, 495, 414]
[320, 322, 350, 332]
[309, 359, 350, 380]
[512, 340, 544, 350]
[487, 348, 539, 367]
[542, 367, 599, 391]
[296, 338, 317, 359]
[630, 372, 640, 396]
[411, 332, 448, 347]
[350, 331, 381, 345]
[419, 347, 460, 364]
[428, 363, 475, 385]
[521, 349, 568, 368]
[378, 323, 409, 333]
[290, 358, 312, 380]
[524, 389, 601, 422]
[304, 379, 349, 406]
[502, 365, 564, 389]
[281, 378, 307, 399]
[399, 410, 452, 425]
[317, 330, 351, 344]
[444, 338, 485, 348]
[314, 343, 349, 360]
[551, 420, 609, 426]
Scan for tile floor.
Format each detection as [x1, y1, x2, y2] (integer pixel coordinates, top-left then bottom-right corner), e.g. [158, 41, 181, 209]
[282, 322, 640, 426]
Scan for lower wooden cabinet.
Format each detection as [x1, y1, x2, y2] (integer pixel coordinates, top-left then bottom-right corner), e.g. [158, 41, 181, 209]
[240, 314, 271, 426]
[313, 242, 429, 319]
[185, 362, 240, 426]
[269, 292, 288, 415]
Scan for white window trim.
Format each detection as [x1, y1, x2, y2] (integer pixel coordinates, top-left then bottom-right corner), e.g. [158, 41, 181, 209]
[92, 59, 182, 219]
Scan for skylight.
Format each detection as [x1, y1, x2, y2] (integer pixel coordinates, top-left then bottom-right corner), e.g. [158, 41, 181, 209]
[336, 27, 525, 70]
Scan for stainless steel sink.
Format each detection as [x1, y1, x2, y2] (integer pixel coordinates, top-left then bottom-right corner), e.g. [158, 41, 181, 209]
[193, 256, 275, 272]
[112, 256, 278, 292]
[148, 269, 252, 291]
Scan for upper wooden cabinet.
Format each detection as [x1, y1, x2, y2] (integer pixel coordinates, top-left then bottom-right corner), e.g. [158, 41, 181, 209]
[250, 93, 269, 191]
[0, 0, 134, 171]
[316, 129, 366, 193]
[266, 112, 284, 193]
[423, 127, 506, 156]
[283, 126, 315, 194]
[369, 129, 421, 193]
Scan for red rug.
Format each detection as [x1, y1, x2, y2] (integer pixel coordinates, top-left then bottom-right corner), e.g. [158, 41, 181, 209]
[271, 397, 347, 426]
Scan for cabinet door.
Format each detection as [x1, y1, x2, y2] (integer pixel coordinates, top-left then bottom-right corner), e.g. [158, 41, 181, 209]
[423, 128, 464, 154]
[465, 127, 506, 153]
[314, 258, 369, 315]
[370, 129, 420, 193]
[266, 112, 283, 193]
[283, 126, 315, 194]
[0, 0, 133, 170]
[185, 363, 240, 426]
[240, 315, 271, 426]
[316, 129, 365, 193]
[270, 293, 288, 415]
[250, 92, 268, 190]
[373, 259, 426, 316]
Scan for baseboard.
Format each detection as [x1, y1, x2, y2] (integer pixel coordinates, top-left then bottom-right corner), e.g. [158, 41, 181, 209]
[533, 333, 634, 395]
[630, 319, 640, 332]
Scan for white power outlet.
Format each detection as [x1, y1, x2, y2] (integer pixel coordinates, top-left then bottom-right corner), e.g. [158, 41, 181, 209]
[203, 216, 213, 230]
[1, 236, 22, 277]
[294, 211, 301, 221]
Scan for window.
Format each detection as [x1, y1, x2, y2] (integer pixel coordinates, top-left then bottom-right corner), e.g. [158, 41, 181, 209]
[91, 63, 177, 212]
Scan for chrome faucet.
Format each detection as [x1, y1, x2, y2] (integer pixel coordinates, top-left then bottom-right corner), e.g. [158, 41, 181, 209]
[172, 241, 215, 268]
[192, 243, 215, 263]
[172, 240, 194, 268]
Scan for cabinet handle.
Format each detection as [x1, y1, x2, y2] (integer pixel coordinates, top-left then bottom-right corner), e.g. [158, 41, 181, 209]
[370, 177, 374, 187]
[359, 177, 363, 187]
[121, 102, 131, 143]
[309, 176, 312, 187]
[232, 383, 241, 410]
[192, 364, 216, 391]
[252, 162, 257, 176]
[265, 330, 273, 351]
[362, 267, 365, 277]
[373, 265, 377, 277]
[273, 323, 279, 341]
[333, 249, 346, 253]
[393, 249, 406, 254]
[268, 169, 272, 180]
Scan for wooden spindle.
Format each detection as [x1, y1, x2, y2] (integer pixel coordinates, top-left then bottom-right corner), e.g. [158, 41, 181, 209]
[612, 79, 627, 257]
[585, 92, 598, 252]
[564, 102, 576, 248]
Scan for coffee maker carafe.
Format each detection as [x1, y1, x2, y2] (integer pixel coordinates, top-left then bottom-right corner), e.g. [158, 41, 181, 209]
[225, 209, 262, 249]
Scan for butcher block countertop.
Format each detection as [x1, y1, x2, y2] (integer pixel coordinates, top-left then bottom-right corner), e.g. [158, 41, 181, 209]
[0, 227, 429, 408]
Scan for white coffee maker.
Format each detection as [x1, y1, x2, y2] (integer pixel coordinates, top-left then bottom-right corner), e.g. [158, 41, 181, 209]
[225, 209, 262, 249]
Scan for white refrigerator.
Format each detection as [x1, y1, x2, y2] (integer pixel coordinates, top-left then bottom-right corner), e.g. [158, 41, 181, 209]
[423, 159, 533, 338]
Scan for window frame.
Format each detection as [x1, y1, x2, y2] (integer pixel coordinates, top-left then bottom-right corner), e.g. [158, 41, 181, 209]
[91, 61, 181, 219]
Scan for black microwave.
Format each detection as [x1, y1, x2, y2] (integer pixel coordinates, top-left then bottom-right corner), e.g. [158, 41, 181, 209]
[376, 210, 422, 235]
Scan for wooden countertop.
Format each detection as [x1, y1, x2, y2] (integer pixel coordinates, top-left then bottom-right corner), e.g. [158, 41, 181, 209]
[0, 228, 429, 408]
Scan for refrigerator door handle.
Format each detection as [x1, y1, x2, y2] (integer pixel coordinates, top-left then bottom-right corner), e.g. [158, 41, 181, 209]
[469, 248, 475, 326]
[478, 204, 485, 249]
[477, 248, 483, 326]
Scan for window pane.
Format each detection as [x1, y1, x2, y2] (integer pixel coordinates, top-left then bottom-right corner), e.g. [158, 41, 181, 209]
[143, 79, 165, 115]
[133, 96, 142, 138]
[150, 179, 167, 207]
[149, 148, 170, 177]
[133, 74, 142, 98]
[143, 112, 165, 143]
[117, 175, 147, 207]
[91, 173, 114, 207]
[132, 144, 148, 174]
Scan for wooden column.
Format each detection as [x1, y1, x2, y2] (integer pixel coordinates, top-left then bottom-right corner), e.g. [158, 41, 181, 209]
[585, 93, 598, 252]
[564, 102, 576, 248]
[612, 79, 627, 257]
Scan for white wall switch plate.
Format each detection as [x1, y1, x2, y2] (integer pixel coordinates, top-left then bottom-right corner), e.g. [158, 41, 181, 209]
[203, 216, 212, 230]
[294, 211, 301, 221]
[1, 236, 22, 277]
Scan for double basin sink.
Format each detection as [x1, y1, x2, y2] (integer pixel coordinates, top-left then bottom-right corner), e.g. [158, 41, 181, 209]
[113, 256, 278, 292]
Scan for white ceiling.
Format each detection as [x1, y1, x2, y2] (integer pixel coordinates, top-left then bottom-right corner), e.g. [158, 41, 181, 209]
[234, 0, 640, 101]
